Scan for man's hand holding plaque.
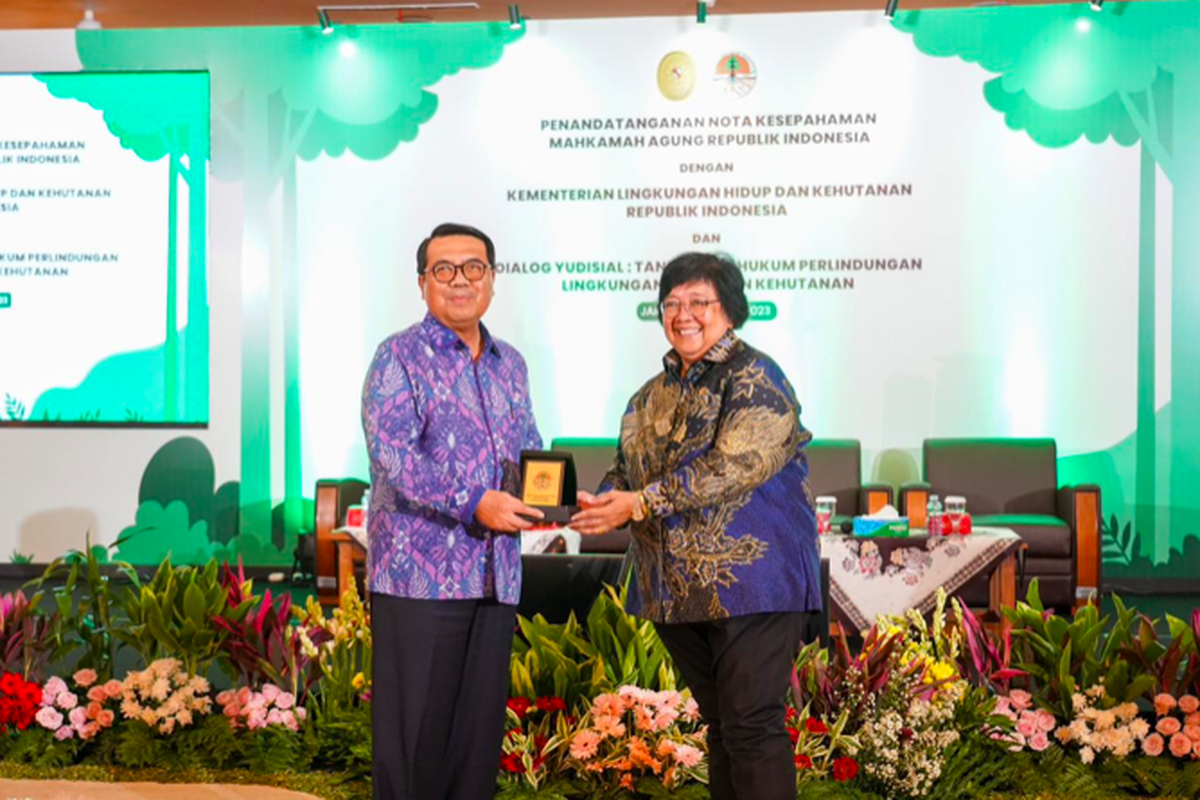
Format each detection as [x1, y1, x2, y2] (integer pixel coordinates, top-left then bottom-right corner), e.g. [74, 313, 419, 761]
[519, 451, 579, 525]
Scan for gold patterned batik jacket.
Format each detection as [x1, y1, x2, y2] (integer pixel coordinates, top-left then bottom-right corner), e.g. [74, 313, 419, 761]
[600, 330, 821, 624]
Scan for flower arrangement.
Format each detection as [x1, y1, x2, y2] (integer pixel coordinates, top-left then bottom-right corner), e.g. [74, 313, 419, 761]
[990, 689, 1056, 752]
[855, 692, 960, 797]
[1052, 686, 1148, 763]
[786, 705, 859, 785]
[497, 695, 573, 792]
[0, 670, 42, 733]
[35, 669, 120, 741]
[1142, 692, 1200, 759]
[293, 578, 371, 717]
[118, 658, 212, 735]
[559, 686, 707, 793]
[216, 684, 307, 732]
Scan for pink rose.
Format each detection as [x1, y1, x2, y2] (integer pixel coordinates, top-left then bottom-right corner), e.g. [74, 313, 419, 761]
[1028, 731, 1051, 752]
[295, 707, 307, 721]
[42, 676, 68, 705]
[1009, 690, 1033, 711]
[266, 709, 284, 727]
[216, 690, 235, 706]
[275, 692, 295, 710]
[1154, 693, 1178, 716]
[86, 701, 102, 720]
[97, 709, 115, 727]
[35, 706, 64, 730]
[104, 679, 123, 700]
[56, 691, 78, 711]
[1179, 695, 1200, 714]
[1017, 712, 1038, 738]
[1143, 733, 1165, 756]
[79, 722, 101, 740]
[69, 706, 88, 729]
[1035, 709, 1056, 732]
[1157, 717, 1182, 737]
[1170, 733, 1193, 758]
[72, 668, 98, 688]
[87, 686, 107, 704]
[54, 726, 75, 741]
[235, 687, 253, 706]
[261, 683, 281, 703]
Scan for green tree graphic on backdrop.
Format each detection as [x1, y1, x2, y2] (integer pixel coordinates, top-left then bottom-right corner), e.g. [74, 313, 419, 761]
[896, 2, 1200, 567]
[72, 24, 522, 557]
[27, 72, 209, 424]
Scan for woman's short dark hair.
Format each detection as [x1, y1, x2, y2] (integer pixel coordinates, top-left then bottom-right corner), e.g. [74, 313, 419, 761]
[658, 252, 749, 328]
[416, 222, 496, 274]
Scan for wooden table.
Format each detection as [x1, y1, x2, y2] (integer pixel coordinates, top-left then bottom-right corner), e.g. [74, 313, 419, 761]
[819, 526, 1023, 631]
[327, 526, 367, 605]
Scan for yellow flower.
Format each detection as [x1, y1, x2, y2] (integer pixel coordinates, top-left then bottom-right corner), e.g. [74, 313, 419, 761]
[352, 672, 366, 690]
[929, 662, 956, 682]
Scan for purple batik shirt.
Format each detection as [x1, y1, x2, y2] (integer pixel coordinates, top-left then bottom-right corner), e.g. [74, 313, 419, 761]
[361, 312, 542, 604]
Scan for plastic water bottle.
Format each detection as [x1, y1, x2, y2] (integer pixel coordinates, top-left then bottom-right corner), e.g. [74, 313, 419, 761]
[926, 494, 944, 536]
[361, 489, 371, 531]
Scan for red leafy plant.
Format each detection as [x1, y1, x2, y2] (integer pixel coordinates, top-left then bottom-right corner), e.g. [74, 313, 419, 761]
[211, 561, 330, 701]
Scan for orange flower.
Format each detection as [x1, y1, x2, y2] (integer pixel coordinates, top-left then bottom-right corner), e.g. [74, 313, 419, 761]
[628, 737, 663, 774]
[620, 773, 635, 790]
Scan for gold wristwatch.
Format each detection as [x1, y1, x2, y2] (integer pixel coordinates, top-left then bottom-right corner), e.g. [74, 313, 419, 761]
[631, 491, 649, 522]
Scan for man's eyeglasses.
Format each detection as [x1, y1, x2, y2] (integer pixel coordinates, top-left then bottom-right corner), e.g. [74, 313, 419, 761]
[422, 259, 491, 284]
[660, 298, 720, 317]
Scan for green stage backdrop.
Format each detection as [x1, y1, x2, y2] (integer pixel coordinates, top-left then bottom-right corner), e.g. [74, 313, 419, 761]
[0, 4, 1194, 586]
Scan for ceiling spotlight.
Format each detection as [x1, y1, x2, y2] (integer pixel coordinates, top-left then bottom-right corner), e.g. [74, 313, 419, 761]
[318, 8, 334, 34]
[77, 9, 102, 31]
[1090, 0, 1103, 10]
[508, 4, 522, 30]
[697, 2, 707, 24]
[884, 0, 899, 20]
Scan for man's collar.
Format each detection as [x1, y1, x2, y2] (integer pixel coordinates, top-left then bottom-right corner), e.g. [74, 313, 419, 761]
[663, 328, 740, 379]
[421, 312, 501, 358]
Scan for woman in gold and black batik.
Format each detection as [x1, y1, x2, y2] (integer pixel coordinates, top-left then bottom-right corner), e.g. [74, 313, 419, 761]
[571, 252, 820, 800]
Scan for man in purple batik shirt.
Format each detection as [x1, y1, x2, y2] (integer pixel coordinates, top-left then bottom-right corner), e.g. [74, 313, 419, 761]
[362, 222, 543, 800]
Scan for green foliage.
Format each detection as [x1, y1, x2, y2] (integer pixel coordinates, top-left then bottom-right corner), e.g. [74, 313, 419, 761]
[310, 704, 371, 778]
[1003, 580, 1150, 718]
[33, 534, 129, 679]
[114, 556, 252, 676]
[3, 393, 26, 421]
[238, 725, 313, 774]
[8, 550, 32, 564]
[585, 584, 677, 693]
[921, 737, 1013, 800]
[510, 610, 601, 710]
[511, 584, 677, 712]
[494, 779, 580, 799]
[0, 726, 75, 768]
[117, 715, 241, 771]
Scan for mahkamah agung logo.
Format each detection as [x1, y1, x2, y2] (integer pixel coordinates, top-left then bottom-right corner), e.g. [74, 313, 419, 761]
[657, 51, 697, 101]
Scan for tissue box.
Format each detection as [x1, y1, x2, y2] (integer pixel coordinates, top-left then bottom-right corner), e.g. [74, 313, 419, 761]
[852, 517, 910, 537]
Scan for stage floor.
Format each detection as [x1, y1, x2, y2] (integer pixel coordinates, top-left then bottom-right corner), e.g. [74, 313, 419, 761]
[0, 781, 319, 799]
